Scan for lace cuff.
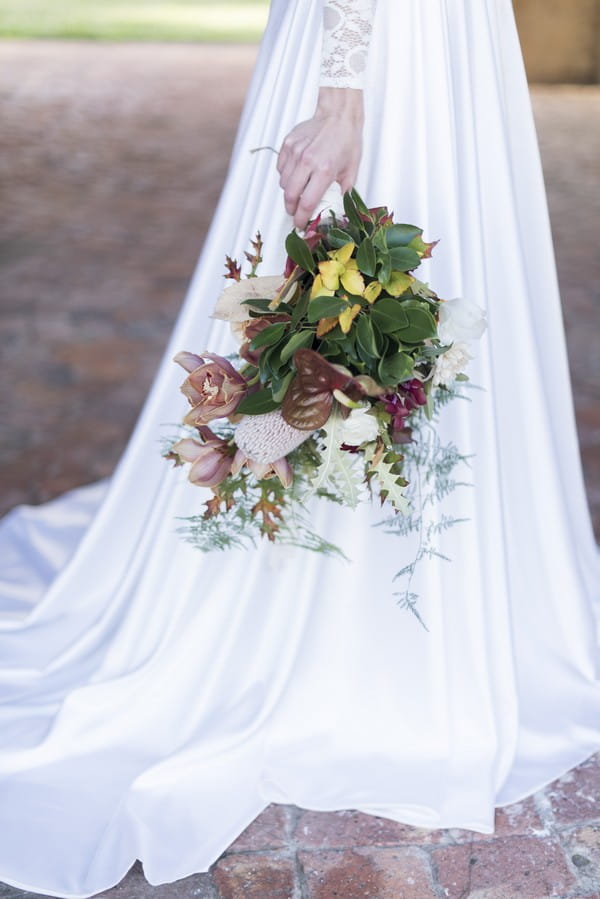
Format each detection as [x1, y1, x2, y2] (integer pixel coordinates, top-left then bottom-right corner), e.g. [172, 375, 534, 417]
[319, 0, 377, 90]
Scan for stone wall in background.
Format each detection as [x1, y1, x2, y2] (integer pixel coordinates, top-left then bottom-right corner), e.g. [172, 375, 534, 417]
[514, 0, 600, 83]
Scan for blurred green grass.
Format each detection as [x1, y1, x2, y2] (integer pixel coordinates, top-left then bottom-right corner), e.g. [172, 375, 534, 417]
[0, 0, 269, 42]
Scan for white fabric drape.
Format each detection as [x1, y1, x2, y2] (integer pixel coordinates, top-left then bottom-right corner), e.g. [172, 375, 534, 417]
[1, 1, 599, 896]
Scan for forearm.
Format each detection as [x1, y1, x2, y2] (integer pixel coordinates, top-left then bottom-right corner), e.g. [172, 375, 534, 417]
[276, 0, 376, 228]
[319, 0, 377, 91]
[315, 86, 364, 126]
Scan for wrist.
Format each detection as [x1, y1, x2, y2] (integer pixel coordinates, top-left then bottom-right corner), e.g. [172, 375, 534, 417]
[316, 87, 364, 124]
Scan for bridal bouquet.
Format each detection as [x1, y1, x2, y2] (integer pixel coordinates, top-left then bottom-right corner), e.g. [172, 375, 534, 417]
[164, 189, 486, 622]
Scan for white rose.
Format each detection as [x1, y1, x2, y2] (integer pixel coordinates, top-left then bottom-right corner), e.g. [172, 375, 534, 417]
[336, 405, 379, 446]
[432, 341, 473, 387]
[438, 296, 487, 345]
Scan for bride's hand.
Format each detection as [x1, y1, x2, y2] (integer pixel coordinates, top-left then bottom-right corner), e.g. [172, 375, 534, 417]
[277, 87, 364, 230]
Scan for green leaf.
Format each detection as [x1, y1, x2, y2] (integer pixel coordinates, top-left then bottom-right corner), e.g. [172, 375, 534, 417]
[389, 246, 421, 272]
[385, 224, 423, 248]
[263, 340, 286, 375]
[240, 298, 276, 312]
[280, 329, 314, 364]
[350, 187, 370, 217]
[236, 389, 281, 415]
[372, 228, 388, 253]
[356, 314, 379, 358]
[343, 191, 364, 231]
[285, 230, 316, 273]
[271, 371, 295, 402]
[398, 302, 437, 342]
[377, 352, 414, 386]
[356, 238, 376, 277]
[377, 252, 392, 285]
[249, 321, 288, 350]
[338, 327, 357, 352]
[307, 296, 348, 322]
[327, 228, 355, 249]
[318, 342, 345, 365]
[290, 289, 310, 327]
[372, 326, 390, 358]
[371, 297, 409, 333]
[410, 277, 437, 299]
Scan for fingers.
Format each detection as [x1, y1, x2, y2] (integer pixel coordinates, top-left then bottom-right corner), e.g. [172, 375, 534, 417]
[280, 157, 312, 218]
[277, 122, 311, 181]
[277, 115, 363, 229]
[280, 142, 337, 227]
[278, 132, 312, 217]
[293, 170, 336, 229]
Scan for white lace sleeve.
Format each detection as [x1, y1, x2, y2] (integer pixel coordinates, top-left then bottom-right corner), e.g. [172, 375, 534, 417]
[319, 0, 377, 90]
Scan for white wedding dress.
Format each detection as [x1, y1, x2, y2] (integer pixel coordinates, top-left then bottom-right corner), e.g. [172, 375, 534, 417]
[1, 0, 599, 896]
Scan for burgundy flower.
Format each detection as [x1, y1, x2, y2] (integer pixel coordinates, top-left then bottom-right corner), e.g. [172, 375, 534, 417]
[173, 351, 248, 425]
[383, 379, 427, 443]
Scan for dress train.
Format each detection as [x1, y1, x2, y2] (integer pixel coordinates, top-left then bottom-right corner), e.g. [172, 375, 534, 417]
[0, 0, 599, 895]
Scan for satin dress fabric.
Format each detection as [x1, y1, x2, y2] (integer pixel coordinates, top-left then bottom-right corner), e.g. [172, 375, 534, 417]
[1, 0, 599, 895]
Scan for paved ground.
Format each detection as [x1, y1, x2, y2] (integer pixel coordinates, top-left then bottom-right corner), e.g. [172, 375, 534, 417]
[0, 42, 598, 899]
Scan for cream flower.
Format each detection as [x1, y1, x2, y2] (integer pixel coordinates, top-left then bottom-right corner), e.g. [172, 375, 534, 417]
[336, 405, 379, 446]
[438, 296, 487, 345]
[432, 341, 473, 387]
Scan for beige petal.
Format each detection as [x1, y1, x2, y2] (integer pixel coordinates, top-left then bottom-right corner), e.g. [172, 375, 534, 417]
[211, 275, 285, 322]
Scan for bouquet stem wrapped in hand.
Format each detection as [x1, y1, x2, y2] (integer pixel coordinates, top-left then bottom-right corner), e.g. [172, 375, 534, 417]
[164, 188, 486, 624]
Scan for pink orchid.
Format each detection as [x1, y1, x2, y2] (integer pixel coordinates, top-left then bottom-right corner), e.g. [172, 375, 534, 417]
[171, 429, 233, 488]
[231, 448, 293, 488]
[173, 351, 248, 425]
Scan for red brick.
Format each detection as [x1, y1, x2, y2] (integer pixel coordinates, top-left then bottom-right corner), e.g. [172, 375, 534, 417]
[294, 808, 447, 849]
[543, 755, 600, 826]
[299, 847, 435, 899]
[561, 824, 600, 894]
[212, 851, 296, 899]
[226, 804, 291, 853]
[432, 836, 577, 898]
[450, 796, 545, 842]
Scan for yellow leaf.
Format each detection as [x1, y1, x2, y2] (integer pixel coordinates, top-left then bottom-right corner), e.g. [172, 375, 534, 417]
[338, 303, 361, 334]
[319, 259, 344, 291]
[340, 268, 366, 296]
[310, 273, 335, 300]
[363, 281, 382, 304]
[384, 271, 414, 297]
[331, 241, 355, 265]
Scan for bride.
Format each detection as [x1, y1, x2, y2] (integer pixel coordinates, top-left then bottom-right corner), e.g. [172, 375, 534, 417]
[1, 0, 599, 895]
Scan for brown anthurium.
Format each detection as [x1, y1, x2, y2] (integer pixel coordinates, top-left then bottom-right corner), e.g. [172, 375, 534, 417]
[281, 349, 384, 431]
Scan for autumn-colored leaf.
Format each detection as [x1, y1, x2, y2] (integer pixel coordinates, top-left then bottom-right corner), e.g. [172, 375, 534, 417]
[224, 255, 242, 281]
[316, 316, 339, 337]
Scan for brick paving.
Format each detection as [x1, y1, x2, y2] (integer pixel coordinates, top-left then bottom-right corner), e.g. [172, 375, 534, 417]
[0, 42, 598, 899]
